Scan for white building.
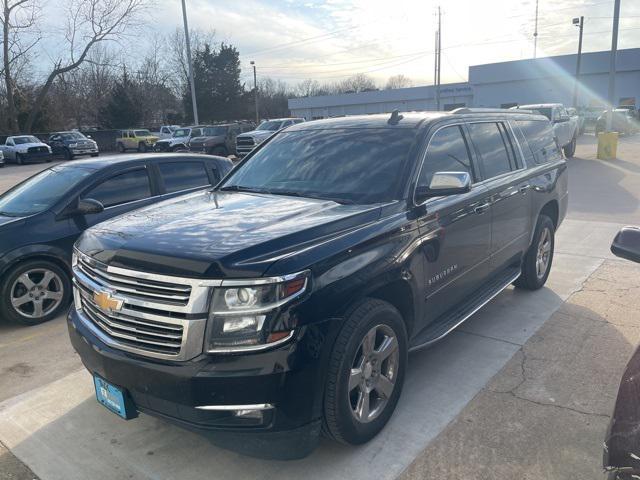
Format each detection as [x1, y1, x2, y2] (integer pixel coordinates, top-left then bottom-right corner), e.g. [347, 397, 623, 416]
[288, 48, 640, 119]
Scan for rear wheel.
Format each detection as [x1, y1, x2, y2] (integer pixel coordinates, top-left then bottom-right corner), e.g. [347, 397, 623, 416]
[117, 142, 125, 153]
[514, 214, 555, 290]
[322, 298, 407, 445]
[63, 148, 74, 160]
[16, 153, 24, 165]
[563, 136, 576, 158]
[0, 260, 71, 326]
[138, 142, 147, 153]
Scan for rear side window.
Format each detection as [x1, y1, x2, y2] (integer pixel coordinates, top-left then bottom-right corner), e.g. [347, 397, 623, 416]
[467, 122, 513, 179]
[85, 169, 151, 207]
[516, 120, 561, 165]
[158, 161, 209, 193]
[418, 125, 473, 187]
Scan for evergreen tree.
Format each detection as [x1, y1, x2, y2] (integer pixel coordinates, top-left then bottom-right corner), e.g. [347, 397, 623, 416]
[99, 70, 143, 128]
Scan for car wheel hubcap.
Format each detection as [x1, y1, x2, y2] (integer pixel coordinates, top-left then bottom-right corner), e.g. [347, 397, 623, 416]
[536, 227, 552, 279]
[348, 324, 399, 423]
[10, 269, 63, 319]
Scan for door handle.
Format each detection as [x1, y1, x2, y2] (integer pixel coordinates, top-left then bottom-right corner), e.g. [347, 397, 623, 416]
[474, 203, 490, 214]
[519, 185, 531, 194]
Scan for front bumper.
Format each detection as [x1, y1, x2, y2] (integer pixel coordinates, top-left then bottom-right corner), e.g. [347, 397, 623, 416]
[154, 142, 172, 152]
[67, 307, 332, 456]
[21, 151, 51, 162]
[71, 147, 99, 155]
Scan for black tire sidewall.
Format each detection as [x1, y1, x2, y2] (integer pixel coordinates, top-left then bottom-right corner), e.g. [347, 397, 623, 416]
[323, 299, 408, 445]
[516, 215, 555, 290]
[64, 148, 73, 160]
[0, 260, 71, 326]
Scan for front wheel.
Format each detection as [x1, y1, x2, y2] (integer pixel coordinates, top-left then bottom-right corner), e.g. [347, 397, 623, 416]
[0, 260, 71, 326]
[16, 153, 24, 165]
[514, 214, 555, 290]
[563, 136, 576, 158]
[117, 143, 125, 153]
[322, 298, 407, 445]
[64, 148, 74, 161]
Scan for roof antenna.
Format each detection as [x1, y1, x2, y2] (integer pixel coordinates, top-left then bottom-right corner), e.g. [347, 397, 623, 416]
[388, 109, 404, 125]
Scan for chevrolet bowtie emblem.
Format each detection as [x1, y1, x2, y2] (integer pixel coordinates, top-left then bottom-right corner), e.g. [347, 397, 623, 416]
[93, 290, 123, 312]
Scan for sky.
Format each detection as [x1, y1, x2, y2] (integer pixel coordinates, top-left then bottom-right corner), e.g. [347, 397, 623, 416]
[40, 0, 640, 88]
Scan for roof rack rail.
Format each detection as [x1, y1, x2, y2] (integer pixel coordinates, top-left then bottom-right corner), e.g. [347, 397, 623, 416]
[451, 107, 536, 114]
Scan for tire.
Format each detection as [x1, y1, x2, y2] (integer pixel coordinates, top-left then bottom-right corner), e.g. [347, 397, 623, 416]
[0, 259, 71, 326]
[514, 214, 555, 290]
[90, 153, 99, 157]
[172, 144, 188, 153]
[16, 153, 24, 165]
[63, 148, 74, 161]
[210, 146, 228, 157]
[322, 298, 408, 445]
[117, 142, 125, 153]
[563, 136, 576, 158]
[138, 142, 147, 153]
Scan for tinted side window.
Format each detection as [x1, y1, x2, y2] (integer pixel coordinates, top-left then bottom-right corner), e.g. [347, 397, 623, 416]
[159, 161, 209, 193]
[85, 169, 151, 207]
[468, 122, 512, 179]
[510, 121, 535, 166]
[418, 125, 473, 188]
[516, 120, 561, 165]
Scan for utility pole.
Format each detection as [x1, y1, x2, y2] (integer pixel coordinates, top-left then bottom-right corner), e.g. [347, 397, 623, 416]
[533, 0, 539, 58]
[572, 16, 584, 108]
[606, 0, 621, 132]
[435, 6, 441, 111]
[181, 0, 199, 125]
[251, 61, 259, 124]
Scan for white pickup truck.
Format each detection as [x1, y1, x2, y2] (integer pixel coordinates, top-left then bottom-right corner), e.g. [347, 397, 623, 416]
[515, 104, 579, 157]
[0, 135, 52, 164]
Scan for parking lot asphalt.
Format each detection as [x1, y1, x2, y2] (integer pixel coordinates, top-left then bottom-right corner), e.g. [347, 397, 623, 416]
[1, 136, 639, 480]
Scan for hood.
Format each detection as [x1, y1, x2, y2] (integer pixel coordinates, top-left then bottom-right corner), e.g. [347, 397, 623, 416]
[12, 142, 48, 150]
[77, 190, 381, 278]
[0, 213, 26, 228]
[238, 130, 273, 140]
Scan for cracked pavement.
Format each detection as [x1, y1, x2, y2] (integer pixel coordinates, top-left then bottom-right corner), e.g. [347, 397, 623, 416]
[400, 259, 640, 480]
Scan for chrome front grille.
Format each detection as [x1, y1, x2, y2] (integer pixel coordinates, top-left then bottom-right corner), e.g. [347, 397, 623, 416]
[236, 136, 255, 156]
[77, 256, 191, 306]
[72, 250, 219, 361]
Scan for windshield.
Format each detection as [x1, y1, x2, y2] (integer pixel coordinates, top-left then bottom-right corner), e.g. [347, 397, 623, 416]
[60, 132, 87, 140]
[12, 136, 40, 145]
[0, 166, 94, 216]
[221, 128, 416, 204]
[257, 121, 284, 131]
[203, 126, 228, 136]
[135, 130, 152, 137]
[173, 128, 190, 137]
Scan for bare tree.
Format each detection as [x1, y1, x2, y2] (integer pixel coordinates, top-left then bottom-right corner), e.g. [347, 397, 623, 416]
[336, 73, 377, 94]
[167, 27, 215, 97]
[1, 0, 41, 132]
[24, 0, 149, 132]
[385, 74, 413, 90]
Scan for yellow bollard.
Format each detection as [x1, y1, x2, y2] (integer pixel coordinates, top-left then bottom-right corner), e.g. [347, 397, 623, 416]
[597, 131, 619, 160]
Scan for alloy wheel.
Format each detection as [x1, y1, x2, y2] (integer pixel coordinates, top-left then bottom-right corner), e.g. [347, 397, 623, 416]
[348, 324, 400, 423]
[536, 227, 552, 279]
[10, 268, 64, 319]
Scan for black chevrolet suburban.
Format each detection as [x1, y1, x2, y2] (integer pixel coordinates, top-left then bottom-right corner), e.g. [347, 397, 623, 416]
[68, 109, 568, 458]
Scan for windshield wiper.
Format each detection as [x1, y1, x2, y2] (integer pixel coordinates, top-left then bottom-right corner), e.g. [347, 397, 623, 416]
[217, 185, 269, 194]
[263, 189, 355, 205]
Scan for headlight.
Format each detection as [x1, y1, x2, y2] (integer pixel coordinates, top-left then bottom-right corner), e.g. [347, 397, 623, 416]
[69, 143, 78, 148]
[205, 272, 309, 352]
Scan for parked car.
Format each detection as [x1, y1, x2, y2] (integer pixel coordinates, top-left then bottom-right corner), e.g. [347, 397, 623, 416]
[188, 123, 254, 156]
[616, 105, 638, 120]
[116, 129, 159, 153]
[0, 153, 233, 326]
[235, 117, 305, 157]
[154, 125, 181, 139]
[68, 108, 567, 459]
[566, 107, 585, 135]
[604, 227, 640, 480]
[48, 131, 99, 160]
[154, 126, 207, 152]
[514, 104, 579, 157]
[595, 109, 639, 136]
[0, 135, 52, 164]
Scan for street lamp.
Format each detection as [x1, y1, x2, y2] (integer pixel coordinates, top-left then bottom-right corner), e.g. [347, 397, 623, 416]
[250, 61, 259, 124]
[572, 16, 584, 108]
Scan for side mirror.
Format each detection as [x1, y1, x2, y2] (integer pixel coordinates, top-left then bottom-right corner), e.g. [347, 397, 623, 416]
[75, 198, 104, 215]
[611, 227, 640, 263]
[415, 172, 471, 203]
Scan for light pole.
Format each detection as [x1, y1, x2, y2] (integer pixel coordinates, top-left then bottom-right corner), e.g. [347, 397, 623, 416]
[250, 61, 259, 124]
[572, 16, 584, 108]
[181, 0, 199, 124]
[606, 0, 621, 132]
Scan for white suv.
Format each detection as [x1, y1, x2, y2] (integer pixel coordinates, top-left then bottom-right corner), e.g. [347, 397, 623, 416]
[235, 118, 305, 157]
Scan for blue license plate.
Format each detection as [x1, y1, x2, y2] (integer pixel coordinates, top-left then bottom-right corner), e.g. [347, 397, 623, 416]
[94, 375, 131, 419]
